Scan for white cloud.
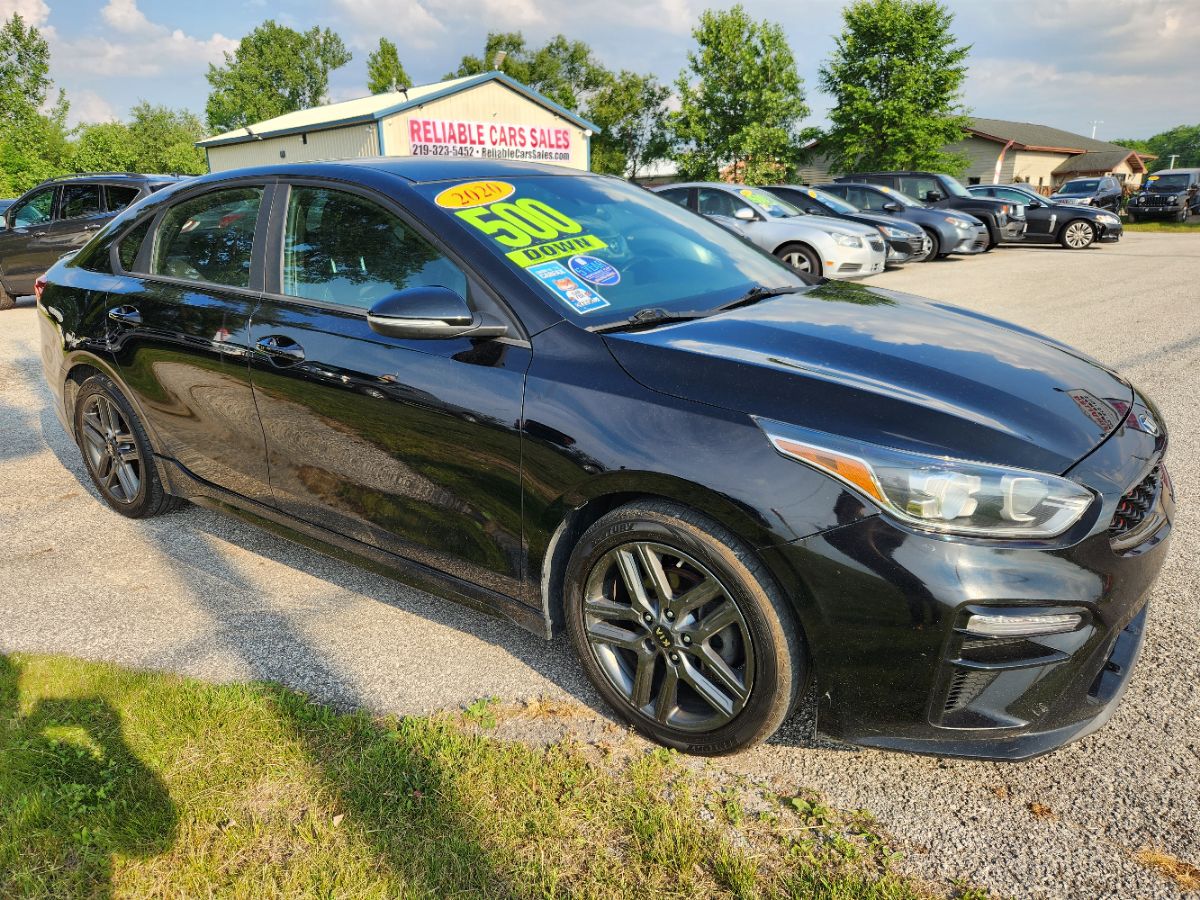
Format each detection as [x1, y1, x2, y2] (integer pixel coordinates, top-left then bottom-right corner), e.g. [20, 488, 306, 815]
[67, 88, 117, 126]
[100, 0, 152, 33]
[0, 0, 50, 27]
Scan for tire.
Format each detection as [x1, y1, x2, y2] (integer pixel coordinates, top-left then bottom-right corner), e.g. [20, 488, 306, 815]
[1128, 214, 1139, 224]
[1176, 208, 1189, 223]
[0, 284, 14, 311]
[920, 229, 940, 261]
[982, 218, 1000, 250]
[73, 374, 181, 519]
[563, 500, 805, 755]
[774, 243, 822, 277]
[1060, 219, 1095, 249]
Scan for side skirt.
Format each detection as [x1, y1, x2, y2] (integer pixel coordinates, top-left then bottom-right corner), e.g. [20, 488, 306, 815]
[159, 457, 552, 640]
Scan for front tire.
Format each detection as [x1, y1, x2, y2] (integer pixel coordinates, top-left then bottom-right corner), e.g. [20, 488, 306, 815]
[0, 283, 14, 311]
[774, 243, 822, 277]
[564, 500, 804, 755]
[920, 229, 941, 261]
[1060, 219, 1095, 249]
[74, 375, 180, 518]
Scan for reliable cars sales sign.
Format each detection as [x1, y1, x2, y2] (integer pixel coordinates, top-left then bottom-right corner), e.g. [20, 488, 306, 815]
[407, 118, 573, 164]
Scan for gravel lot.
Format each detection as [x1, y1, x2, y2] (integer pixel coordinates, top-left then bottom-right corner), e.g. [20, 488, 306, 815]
[2, 232, 1197, 898]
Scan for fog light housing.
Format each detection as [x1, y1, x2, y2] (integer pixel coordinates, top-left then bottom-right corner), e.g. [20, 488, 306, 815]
[965, 611, 1083, 638]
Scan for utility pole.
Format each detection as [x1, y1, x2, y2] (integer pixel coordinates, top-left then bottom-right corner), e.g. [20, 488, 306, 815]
[1090, 120, 1104, 139]
[1168, 154, 1180, 169]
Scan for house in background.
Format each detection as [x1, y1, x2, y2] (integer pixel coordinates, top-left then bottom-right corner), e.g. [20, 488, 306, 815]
[795, 117, 1155, 191]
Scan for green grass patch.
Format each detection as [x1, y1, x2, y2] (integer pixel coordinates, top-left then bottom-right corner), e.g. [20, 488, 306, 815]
[1123, 218, 1200, 232]
[0, 653, 975, 898]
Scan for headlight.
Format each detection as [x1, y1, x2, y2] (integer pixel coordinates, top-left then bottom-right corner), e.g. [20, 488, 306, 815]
[756, 419, 1096, 539]
[1080, 197, 1093, 205]
[1097, 213, 1119, 224]
[878, 225, 907, 238]
[944, 216, 972, 228]
[1167, 195, 1178, 203]
[832, 233, 862, 248]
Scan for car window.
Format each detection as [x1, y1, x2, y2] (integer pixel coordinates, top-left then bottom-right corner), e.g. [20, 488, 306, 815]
[59, 184, 102, 219]
[117, 219, 153, 272]
[657, 188, 690, 207]
[151, 187, 263, 288]
[105, 185, 141, 212]
[898, 176, 941, 201]
[697, 188, 748, 219]
[849, 186, 886, 211]
[10, 188, 56, 228]
[282, 186, 468, 310]
[994, 188, 1028, 202]
[971, 187, 996, 198]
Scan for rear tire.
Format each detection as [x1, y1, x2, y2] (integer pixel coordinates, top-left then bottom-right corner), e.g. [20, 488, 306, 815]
[73, 374, 181, 519]
[774, 243, 822, 277]
[0, 284, 14, 311]
[563, 500, 805, 755]
[1060, 219, 1095, 249]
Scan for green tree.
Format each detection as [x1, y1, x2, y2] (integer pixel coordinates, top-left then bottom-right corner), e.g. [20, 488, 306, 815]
[0, 12, 71, 195]
[586, 71, 671, 177]
[205, 20, 351, 133]
[671, 5, 810, 183]
[448, 32, 609, 113]
[1145, 124, 1200, 171]
[818, 0, 972, 176]
[366, 37, 410, 94]
[69, 104, 206, 176]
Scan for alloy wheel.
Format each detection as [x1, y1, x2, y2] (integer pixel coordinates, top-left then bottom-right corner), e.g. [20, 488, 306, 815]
[80, 394, 142, 503]
[581, 541, 754, 732]
[780, 251, 812, 272]
[1064, 221, 1093, 248]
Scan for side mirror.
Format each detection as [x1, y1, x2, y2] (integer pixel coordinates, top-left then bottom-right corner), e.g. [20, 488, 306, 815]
[1028, 199, 1044, 208]
[923, 191, 944, 202]
[733, 207, 757, 221]
[367, 286, 507, 340]
[882, 201, 902, 213]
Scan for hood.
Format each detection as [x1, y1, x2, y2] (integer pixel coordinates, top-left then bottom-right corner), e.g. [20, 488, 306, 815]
[1051, 194, 1092, 204]
[603, 280, 1132, 474]
[783, 213, 877, 239]
[845, 210, 923, 235]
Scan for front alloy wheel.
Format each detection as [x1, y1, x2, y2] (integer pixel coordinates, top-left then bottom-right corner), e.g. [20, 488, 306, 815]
[1061, 220, 1095, 249]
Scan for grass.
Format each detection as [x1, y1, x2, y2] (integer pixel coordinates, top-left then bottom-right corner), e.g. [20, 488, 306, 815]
[0, 652, 974, 899]
[1122, 217, 1200, 232]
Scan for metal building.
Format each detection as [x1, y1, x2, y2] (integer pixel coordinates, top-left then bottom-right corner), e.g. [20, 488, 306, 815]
[197, 72, 598, 173]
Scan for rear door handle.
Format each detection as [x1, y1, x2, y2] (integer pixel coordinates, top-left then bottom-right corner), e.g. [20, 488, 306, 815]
[255, 335, 305, 363]
[107, 305, 141, 326]
[32, 231, 46, 237]
[83, 224, 102, 232]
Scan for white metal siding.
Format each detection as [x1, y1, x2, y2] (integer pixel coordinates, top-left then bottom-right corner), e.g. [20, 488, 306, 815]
[207, 124, 380, 172]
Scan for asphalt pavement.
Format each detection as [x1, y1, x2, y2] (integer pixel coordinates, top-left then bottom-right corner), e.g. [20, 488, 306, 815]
[1, 232, 1197, 898]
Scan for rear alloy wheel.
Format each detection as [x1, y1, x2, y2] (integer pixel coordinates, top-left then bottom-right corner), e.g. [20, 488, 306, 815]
[774, 243, 821, 277]
[564, 500, 804, 754]
[1061, 219, 1095, 249]
[74, 375, 180, 518]
[0, 284, 14, 311]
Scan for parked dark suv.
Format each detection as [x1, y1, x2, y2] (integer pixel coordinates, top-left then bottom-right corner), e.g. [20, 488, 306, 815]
[835, 171, 1026, 248]
[1051, 176, 1123, 213]
[39, 158, 1171, 758]
[0, 173, 184, 309]
[1127, 169, 1200, 222]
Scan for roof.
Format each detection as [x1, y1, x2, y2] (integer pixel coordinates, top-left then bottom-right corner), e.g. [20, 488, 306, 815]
[198, 72, 600, 149]
[1052, 149, 1150, 176]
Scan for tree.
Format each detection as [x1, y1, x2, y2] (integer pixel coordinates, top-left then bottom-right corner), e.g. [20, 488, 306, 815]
[206, 20, 351, 133]
[70, 104, 206, 177]
[586, 71, 671, 178]
[818, 0, 972, 176]
[1145, 125, 1200, 171]
[671, 6, 810, 183]
[367, 37, 410, 94]
[448, 32, 609, 113]
[0, 12, 71, 195]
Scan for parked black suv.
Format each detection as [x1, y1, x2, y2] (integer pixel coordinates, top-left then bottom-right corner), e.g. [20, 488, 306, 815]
[1050, 175, 1123, 213]
[0, 173, 185, 309]
[1127, 169, 1200, 222]
[835, 171, 1026, 248]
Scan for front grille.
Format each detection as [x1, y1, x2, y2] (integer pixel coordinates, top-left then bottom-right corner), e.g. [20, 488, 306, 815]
[838, 263, 862, 273]
[1137, 195, 1175, 207]
[1109, 464, 1161, 544]
[869, 238, 885, 252]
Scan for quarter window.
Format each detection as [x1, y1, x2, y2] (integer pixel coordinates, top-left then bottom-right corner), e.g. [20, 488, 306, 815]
[151, 187, 263, 288]
[282, 186, 467, 309]
[117, 219, 152, 272]
[60, 184, 102, 219]
[10, 188, 56, 228]
[106, 185, 140, 212]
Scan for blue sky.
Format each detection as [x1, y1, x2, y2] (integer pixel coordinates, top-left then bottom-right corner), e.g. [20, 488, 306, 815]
[6, 0, 1196, 141]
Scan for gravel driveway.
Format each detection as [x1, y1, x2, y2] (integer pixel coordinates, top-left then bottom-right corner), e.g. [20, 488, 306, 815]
[2, 233, 1197, 898]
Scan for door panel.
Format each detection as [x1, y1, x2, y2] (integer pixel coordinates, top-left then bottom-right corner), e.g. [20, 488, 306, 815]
[107, 184, 272, 501]
[1, 186, 58, 293]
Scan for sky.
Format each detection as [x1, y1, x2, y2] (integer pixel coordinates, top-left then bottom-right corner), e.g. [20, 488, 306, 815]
[3, 0, 1197, 141]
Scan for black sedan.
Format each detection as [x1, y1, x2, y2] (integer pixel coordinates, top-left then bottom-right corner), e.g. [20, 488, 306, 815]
[969, 184, 1123, 248]
[765, 184, 932, 263]
[817, 181, 989, 259]
[38, 158, 1171, 758]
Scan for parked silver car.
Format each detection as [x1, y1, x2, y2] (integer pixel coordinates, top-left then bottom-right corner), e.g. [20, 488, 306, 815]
[653, 183, 887, 279]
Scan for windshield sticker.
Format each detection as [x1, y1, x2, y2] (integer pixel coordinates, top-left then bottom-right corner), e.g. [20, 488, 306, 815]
[434, 181, 515, 209]
[454, 196, 609, 267]
[528, 261, 610, 314]
[738, 188, 777, 208]
[567, 254, 621, 286]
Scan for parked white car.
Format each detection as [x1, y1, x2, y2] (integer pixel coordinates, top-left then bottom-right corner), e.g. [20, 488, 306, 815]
[653, 182, 887, 279]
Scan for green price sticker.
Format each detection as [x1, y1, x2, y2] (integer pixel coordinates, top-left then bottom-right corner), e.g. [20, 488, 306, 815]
[456, 198, 608, 268]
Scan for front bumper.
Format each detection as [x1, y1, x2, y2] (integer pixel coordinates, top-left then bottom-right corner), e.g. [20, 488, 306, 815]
[883, 233, 926, 265]
[828, 240, 887, 279]
[949, 224, 989, 254]
[1128, 201, 1186, 218]
[765, 405, 1172, 760]
[1098, 219, 1124, 242]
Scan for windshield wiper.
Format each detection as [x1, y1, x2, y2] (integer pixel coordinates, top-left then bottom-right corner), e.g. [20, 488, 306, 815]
[591, 307, 711, 334]
[714, 285, 808, 312]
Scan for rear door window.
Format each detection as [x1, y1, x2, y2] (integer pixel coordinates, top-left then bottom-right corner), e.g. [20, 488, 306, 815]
[697, 188, 748, 218]
[105, 185, 141, 212]
[59, 183, 102, 219]
[898, 176, 940, 201]
[281, 185, 468, 309]
[657, 187, 691, 208]
[151, 187, 263, 288]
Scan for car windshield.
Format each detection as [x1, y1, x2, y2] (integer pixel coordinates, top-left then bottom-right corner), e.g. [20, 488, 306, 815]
[939, 176, 971, 198]
[1145, 174, 1191, 190]
[415, 175, 807, 325]
[1059, 180, 1099, 194]
[727, 186, 803, 219]
[801, 186, 857, 214]
[875, 185, 923, 207]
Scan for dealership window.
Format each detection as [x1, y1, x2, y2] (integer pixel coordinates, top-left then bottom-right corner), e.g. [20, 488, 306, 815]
[152, 187, 263, 288]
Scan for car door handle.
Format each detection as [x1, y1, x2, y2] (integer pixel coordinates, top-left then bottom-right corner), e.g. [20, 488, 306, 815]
[107, 305, 141, 326]
[32, 231, 46, 237]
[255, 335, 305, 362]
[82, 224, 102, 232]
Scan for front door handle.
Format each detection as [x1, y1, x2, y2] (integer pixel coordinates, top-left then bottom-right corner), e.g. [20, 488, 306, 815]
[255, 335, 305, 363]
[32, 231, 47, 237]
[82, 223, 102, 232]
[107, 305, 141, 326]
